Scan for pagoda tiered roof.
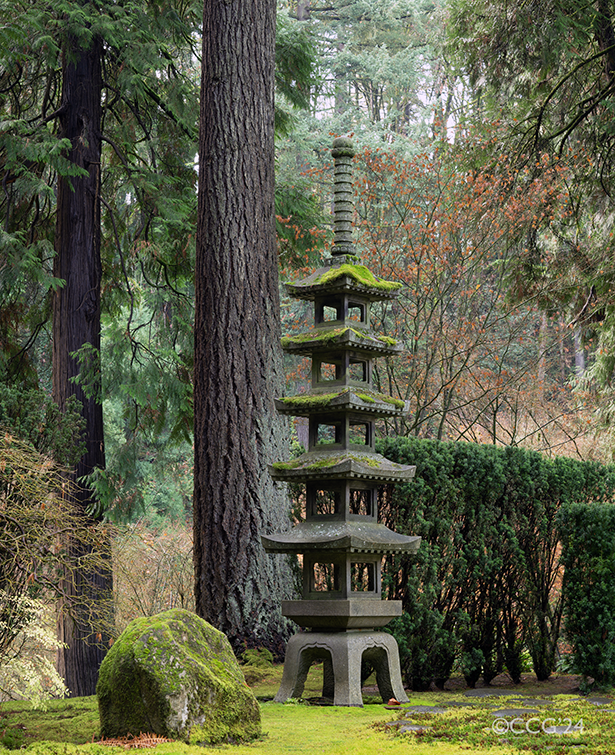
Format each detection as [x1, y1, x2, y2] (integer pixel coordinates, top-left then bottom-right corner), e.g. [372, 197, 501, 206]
[274, 387, 406, 417]
[270, 448, 415, 483]
[285, 261, 403, 301]
[281, 326, 401, 357]
[262, 520, 420, 555]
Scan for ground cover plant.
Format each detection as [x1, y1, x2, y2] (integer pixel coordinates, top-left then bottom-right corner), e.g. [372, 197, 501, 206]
[1, 665, 614, 755]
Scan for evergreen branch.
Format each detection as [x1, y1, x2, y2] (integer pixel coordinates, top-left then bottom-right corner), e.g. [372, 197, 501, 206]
[160, 258, 191, 302]
[26, 103, 67, 128]
[100, 134, 130, 171]
[99, 194, 134, 331]
[140, 82, 197, 141]
[534, 42, 615, 146]
[554, 82, 615, 153]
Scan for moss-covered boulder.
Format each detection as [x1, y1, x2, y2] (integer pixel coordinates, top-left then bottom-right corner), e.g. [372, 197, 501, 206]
[97, 609, 261, 744]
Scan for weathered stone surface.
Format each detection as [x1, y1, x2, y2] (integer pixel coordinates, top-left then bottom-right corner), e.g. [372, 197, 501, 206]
[97, 609, 261, 744]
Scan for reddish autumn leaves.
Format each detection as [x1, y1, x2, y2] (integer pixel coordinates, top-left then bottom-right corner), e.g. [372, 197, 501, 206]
[281, 138, 581, 449]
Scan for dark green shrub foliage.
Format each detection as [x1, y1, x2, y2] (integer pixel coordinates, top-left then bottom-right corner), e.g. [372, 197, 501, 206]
[559, 503, 615, 689]
[378, 436, 615, 690]
[0, 384, 85, 466]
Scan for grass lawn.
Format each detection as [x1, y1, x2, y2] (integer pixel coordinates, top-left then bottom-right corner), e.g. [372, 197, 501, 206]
[0, 664, 612, 755]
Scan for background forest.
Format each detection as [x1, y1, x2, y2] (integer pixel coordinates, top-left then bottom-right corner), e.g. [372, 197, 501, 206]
[2, 0, 615, 702]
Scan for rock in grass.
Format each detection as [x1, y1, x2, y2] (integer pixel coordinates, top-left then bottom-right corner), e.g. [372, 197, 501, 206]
[96, 608, 261, 744]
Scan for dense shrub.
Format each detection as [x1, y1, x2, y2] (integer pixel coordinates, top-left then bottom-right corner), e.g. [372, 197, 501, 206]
[378, 436, 615, 689]
[0, 385, 84, 466]
[0, 434, 109, 704]
[559, 503, 615, 690]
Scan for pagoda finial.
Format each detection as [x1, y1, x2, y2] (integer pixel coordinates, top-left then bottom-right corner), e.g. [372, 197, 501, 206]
[331, 136, 356, 258]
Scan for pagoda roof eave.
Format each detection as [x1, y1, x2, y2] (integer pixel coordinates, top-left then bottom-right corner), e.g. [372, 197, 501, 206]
[261, 521, 421, 555]
[285, 263, 402, 302]
[281, 327, 401, 357]
[274, 388, 406, 417]
[270, 450, 416, 483]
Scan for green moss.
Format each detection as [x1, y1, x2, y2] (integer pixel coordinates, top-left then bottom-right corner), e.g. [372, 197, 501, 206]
[8, 667, 605, 755]
[277, 390, 404, 411]
[272, 453, 386, 472]
[376, 334, 398, 346]
[351, 455, 382, 468]
[314, 264, 402, 292]
[281, 327, 398, 349]
[352, 329, 398, 346]
[281, 328, 346, 347]
[356, 392, 405, 408]
[272, 457, 339, 471]
[97, 609, 260, 745]
[277, 392, 340, 409]
[356, 392, 376, 403]
[242, 647, 274, 668]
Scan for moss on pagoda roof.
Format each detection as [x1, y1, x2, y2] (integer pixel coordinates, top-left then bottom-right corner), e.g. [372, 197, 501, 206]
[314, 264, 402, 292]
[271, 453, 383, 472]
[270, 449, 416, 482]
[275, 388, 405, 414]
[285, 263, 403, 300]
[281, 327, 398, 351]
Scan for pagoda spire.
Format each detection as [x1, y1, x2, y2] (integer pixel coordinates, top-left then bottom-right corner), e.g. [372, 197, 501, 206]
[331, 136, 356, 258]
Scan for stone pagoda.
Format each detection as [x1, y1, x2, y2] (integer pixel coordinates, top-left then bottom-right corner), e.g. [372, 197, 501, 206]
[262, 137, 420, 707]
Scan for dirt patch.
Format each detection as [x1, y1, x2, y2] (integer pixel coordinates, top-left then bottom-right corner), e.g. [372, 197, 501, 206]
[446, 672, 582, 695]
[363, 673, 584, 698]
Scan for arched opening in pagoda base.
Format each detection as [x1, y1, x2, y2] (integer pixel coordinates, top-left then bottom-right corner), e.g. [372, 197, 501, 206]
[360, 646, 398, 703]
[274, 633, 407, 705]
[284, 645, 337, 701]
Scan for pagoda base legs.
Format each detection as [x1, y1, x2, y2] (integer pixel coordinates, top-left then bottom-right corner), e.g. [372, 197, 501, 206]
[274, 630, 408, 707]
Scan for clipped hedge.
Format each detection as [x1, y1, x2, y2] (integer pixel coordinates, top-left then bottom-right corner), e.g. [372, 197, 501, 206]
[377, 436, 615, 689]
[559, 503, 615, 689]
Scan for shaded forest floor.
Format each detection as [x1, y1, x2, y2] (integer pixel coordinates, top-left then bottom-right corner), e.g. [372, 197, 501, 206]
[0, 665, 612, 755]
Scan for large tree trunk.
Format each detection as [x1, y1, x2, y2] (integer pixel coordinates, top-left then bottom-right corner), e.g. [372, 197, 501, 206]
[53, 32, 111, 697]
[194, 0, 293, 657]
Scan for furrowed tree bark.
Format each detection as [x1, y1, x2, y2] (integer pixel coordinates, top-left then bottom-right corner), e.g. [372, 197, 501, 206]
[53, 32, 111, 697]
[194, 0, 293, 656]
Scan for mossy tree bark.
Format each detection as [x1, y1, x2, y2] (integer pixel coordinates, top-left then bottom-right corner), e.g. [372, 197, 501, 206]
[53, 32, 111, 697]
[194, 0, 293, 656]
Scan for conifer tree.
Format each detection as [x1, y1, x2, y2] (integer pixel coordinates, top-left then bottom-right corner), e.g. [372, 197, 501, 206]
[0, 0, 201, 694]
[193, 0, 294, 654]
